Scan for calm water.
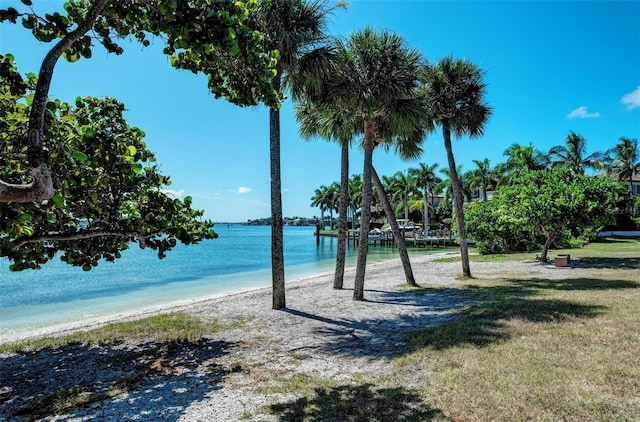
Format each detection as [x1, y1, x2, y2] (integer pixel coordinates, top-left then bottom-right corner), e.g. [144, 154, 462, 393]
[1, 225, 443, 338]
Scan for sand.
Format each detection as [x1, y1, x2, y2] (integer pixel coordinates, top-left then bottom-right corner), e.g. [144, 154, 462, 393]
[1, 252, 577, 421]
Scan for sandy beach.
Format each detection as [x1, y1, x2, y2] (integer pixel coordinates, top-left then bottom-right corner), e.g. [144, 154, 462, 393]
[1, 252, 590, 421]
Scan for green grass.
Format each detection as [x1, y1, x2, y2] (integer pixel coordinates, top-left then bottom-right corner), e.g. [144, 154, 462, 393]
[434, 237, 640, 264]
[0, 312, 225, 353]
[393, 267, 640, 420]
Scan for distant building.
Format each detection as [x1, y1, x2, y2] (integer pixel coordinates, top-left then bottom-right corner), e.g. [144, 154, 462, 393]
[624, 174, 640, 197]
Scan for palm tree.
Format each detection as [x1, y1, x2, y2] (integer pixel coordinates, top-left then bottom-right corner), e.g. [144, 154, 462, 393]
[324, 28, 426, 299]
[468, 158, 494, 201]
[606, 137, 639, 215]
[421, 56, 492, 278]
[388, 171, 416, 221]
[311, 185, 330, 229]
[296, 95, 359, 289]
[326, 182, 340, 229]
[606, 137, 639, 185]
[409, 162, 441, 235]
[549, 131, 603, 175]
[498, 142, 550, 185]
[252, 0, 338, 309]
[348, 175, 363, 231]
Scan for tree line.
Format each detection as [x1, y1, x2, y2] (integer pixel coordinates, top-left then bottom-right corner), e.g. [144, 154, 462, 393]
[312, 133, 638, 262]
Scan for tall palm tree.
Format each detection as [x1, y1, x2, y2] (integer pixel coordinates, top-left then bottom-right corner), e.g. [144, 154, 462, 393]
[322, 28, 426, 299]
[549, 131, 603, 175]
[421, 56, 492, 278]
[409, 162, 441, 235]
[252, 0, 338, 309]
[296, 96, 358, 289]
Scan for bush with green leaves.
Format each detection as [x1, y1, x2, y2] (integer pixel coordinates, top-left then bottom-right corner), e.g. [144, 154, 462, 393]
[0, 55, 217, 271]
[466, 168, 629, 260]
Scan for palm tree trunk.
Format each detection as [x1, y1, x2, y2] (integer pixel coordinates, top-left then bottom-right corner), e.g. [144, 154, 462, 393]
[270, 106, 286, 309]
[334, 143, 349, 289]
[443, 123, 472, 278]
[372, 168, 417, 286]
[422, 189, 428, 233]
[354, 119, 375, 300]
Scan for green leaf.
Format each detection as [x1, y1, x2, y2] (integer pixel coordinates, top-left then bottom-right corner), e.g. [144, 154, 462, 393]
[229, 42, 240, 57]
[82, 126, 96, 138]
[18, 213, 32, 222]
[52, 193, 64, 208]
[72, 151, 88, 161]
[21, 0, 33, 6]
[26, 93, 35, 106]
[127, 145, 137, 156]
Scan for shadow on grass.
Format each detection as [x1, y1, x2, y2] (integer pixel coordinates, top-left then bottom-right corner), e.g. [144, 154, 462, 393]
[1, 338, 236, 421]
[268, 383, 449, 422]
[519, 277, 639, 290]
[574, 257, 640, 270]
[405, 278, 625, 351]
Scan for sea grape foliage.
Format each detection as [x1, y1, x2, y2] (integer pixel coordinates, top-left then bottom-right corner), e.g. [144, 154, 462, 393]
[0, 0, 280, 203]
[0, 55, 217, 271]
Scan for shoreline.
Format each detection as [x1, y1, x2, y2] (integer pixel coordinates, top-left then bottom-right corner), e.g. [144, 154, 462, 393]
[0, 267, 336, 345]
[1, 247, 456, 345]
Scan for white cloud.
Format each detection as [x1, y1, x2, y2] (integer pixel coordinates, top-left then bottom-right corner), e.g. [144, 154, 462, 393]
[237, 187, 252, 194]
[162, 189, 185, 198]
[621, 86, 640, 110]
[567, 106, 600, 119]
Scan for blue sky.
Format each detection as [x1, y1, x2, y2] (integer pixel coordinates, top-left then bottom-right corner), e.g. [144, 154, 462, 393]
[1, 0, 639, 222]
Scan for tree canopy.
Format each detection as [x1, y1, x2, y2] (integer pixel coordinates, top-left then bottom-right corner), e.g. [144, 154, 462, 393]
[0, 0, 279, 203]
[466, 168, 629, 261]
[1, 55, 217, 271]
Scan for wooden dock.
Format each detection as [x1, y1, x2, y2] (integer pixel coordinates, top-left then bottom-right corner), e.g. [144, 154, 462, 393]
[345, 231, 456, 248]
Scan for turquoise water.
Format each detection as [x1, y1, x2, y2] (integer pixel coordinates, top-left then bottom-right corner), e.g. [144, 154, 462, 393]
[0, 225, 442, 338]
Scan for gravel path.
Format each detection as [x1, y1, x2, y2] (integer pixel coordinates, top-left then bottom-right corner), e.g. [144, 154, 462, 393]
[1, 252, 583, 421]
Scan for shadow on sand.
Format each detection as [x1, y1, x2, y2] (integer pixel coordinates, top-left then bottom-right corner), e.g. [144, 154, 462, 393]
[1, 338, 236, 421]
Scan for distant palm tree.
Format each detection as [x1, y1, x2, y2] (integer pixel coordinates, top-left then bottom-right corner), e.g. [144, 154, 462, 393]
[606, 137, 639, 214]
[549, 131, 603, 175]
[326, 182, 340, 229]
[421, 56, 492, 278]
[348, 175, 363, 230]
[388, 171, 417, 221]
[498, 142, 550, 184]
[606, 137, 639, 185]
[311, 185, 331, 228]
[468, 158, 494, 201]
[252, 0, 339, 309]
[409, 162, 441, 235]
